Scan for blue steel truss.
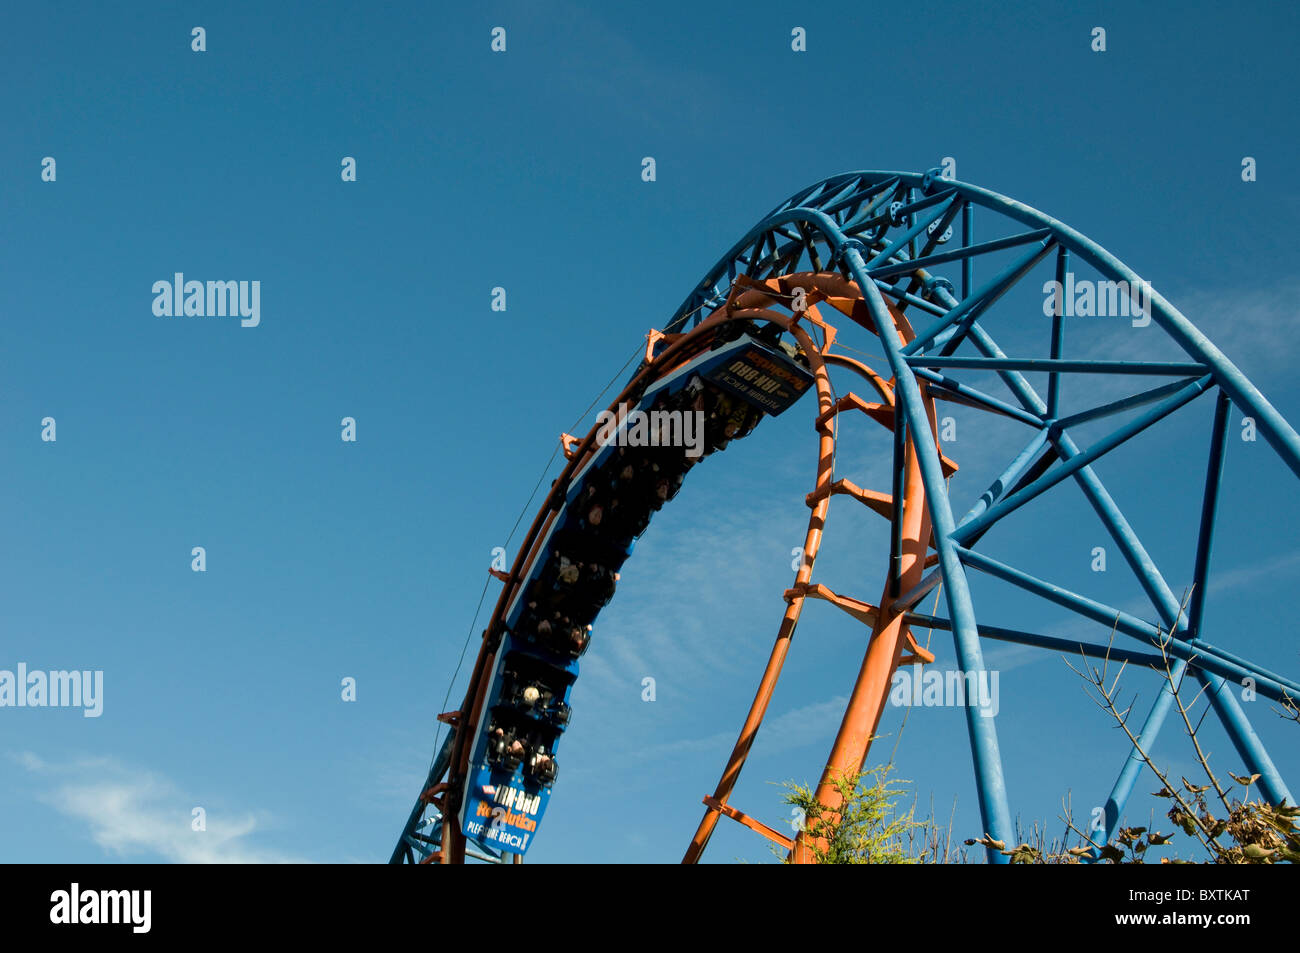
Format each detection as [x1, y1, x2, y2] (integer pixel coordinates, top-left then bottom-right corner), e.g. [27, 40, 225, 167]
[662, 170, 1298, 862]
[398, 170, 1298, 864]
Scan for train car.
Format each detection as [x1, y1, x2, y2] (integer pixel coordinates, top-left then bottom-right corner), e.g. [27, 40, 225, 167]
[456, 646, 576, 857]
[456, 327, 814, 858]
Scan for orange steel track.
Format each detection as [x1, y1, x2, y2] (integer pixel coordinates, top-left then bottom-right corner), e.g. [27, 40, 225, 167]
[432, 271, 953, 864]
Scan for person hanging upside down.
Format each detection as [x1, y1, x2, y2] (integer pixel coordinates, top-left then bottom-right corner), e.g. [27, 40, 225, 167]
[529, 746, 557, 784]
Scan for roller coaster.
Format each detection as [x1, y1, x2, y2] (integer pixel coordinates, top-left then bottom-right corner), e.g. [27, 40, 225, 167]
[392, 169, 1300, 864]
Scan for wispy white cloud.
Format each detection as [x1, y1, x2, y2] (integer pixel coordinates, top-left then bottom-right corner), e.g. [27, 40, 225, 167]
[577, 483, 807, 706]
[17, 752, 307, 864]
[1170, 280, 1300, 388]
[633, 694, 848, 762]
[1044, 278, 1300, 415]
[976, 546, 1300, 675]
[1206, 547, 1300, 597]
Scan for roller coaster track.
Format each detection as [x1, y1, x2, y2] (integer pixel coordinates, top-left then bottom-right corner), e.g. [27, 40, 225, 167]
[393, 169, 1300, 864]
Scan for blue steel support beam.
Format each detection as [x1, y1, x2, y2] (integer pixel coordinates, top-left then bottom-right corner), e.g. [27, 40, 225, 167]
[1047, 246, 1067, 418]
[907, 188, 917, 261]
[866, 199, 958, 269]
[909, 285, 1208, 650]
[961, 203, 973, 299]
[646, 174, 1299, 855]
[841, 178, 903, 234]
[1053, 378, 1202, 431]
[390, 731, 455, 863]
[955, 429, 1054, 533]
[903, 611, 1170, 668]
[930, 175, 1300, 478]
[951, 376, 1215, 545]
[901, 242, 1054, 356]
[901, 203, 966, 282]
[1189, 392, 1232, 637]
[939, 311, 1192, 632]
[868, 228, 1052, 283]
[953, 337, 1295, 815]
[911, 366, 1046, 427]
[918, 270, 1295, 824]
[889, 411, 906, 598]
[893, 429, 1055, 614]
[875, 280, 948, 317]
[1096, 392, 1237, 849]
[937, 315, 1212, 658]
[907, 357, 1211, 376]
[1185, 637, 1297, 688]
[1199, 672, 1294, 806]
[1096, 665, 1186, 854]
[688, 205, 1013, 858]
[1169, 389, 1291, 801]
[843, 242, 1016, 860]
[397, 172, 1300, 865]
[955, 546, 1300, 701]
[891, 185, 959, 221]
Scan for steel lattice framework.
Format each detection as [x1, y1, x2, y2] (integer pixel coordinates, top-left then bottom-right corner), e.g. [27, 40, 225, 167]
[395, 170, 1299, 864]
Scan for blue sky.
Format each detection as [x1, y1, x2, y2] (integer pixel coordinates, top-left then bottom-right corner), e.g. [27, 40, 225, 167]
[2, 0, 1298, 863]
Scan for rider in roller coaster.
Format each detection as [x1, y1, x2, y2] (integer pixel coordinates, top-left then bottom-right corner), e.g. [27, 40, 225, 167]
[499, 321, 800, 787]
